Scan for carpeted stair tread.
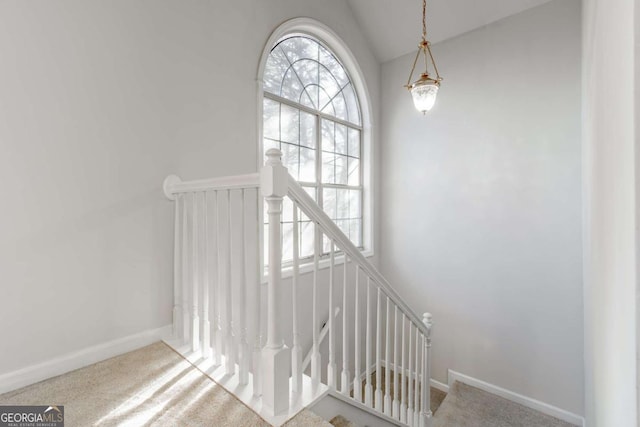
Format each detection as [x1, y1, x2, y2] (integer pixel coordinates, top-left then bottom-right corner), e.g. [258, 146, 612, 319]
[286, 409, 333, 426]
[329, 414, 358, 427]
[358, 367, 447, 413]
[430, 387, 447, 413]
[433, 381, 578, 427]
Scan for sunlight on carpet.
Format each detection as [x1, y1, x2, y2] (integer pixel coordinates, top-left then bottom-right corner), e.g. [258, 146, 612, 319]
[0, 343, 271, 426]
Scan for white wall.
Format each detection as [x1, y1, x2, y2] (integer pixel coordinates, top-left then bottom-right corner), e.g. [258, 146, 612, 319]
[379, 0, 583, 416]
[0, 0, 379, 378]
[583, 0, 637, 424]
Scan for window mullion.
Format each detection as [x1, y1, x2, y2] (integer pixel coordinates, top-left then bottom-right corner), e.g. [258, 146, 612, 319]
[264, 92, 362, 131]
[315, 113, 323, 256]
[359, 127, 364, 248]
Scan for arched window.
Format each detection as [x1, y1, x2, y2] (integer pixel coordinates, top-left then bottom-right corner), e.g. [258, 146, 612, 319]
[261, 28, 369, 261]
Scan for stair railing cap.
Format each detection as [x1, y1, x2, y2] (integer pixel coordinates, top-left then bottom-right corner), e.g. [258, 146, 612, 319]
[261, 149, 288, 198]
[423, 312, 433, 326]
[163, 175, 182, 200]
[265, 148, 283, 166]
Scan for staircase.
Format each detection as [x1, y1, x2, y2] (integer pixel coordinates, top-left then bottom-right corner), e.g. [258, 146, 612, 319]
[162, 149, 433, 427]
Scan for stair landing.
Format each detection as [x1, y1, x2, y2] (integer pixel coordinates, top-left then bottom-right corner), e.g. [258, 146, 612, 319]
[163, 337, 329, 427]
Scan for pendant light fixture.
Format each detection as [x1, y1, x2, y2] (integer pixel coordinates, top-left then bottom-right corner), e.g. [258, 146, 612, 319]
[405, 0, 442, 114]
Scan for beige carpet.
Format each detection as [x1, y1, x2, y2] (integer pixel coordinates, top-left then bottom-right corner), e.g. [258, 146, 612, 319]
[329, 415, 356, 427]
[433, 381, 578, 427]
[0, 342, 577, 427]
[0, 342, 329, 427]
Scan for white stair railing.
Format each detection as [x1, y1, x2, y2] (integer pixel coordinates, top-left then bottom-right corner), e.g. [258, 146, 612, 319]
[279, 149, 434, 427]
[163, 173, 263, 398]
[163, 149, 433, 427]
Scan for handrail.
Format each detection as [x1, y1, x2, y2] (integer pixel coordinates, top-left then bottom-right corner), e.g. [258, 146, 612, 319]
[287, 175, 429, 337]
[163, 173, 260, 200]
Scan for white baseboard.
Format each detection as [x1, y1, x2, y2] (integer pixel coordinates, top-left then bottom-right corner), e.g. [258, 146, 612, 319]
[0, 324, 172, 395]
[429, 378, 449, 394]
[447, 369, 584, 427]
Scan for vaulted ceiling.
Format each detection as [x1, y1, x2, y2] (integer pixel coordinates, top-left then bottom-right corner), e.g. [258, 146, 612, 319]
[346, 0, 553, 63]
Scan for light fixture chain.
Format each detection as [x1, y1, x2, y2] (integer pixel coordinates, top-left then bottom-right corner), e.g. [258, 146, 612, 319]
[422, 0, 427, 40]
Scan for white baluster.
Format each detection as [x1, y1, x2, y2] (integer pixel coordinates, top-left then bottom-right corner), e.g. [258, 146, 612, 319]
[414, 326, 420, 426]
[165, 176, 183, 340]
[201, 192, 211, 358]
[214, 191, 224, 367]
[244, 188, 261, 397]
[421, 313, 433, 427]
[400, 313, 407, 423]
[216, 191, 229, 369]
[353, 266, 362, 403]
[191, 193, 200, 352]
[341, 256, 350, 395]
[384, 296, 392, 416]
[327, 241, 337, 389]
[311, 223, 321, 390]
[225, 190, 235, 375]
[407, 322, 414, 426]
[375, 286, 382, 411]
[182, 194, 190, 343]
[260, 148, 290, 415]
[238, 190, 249, 385]
[364, 277, 373, 408]
[419, 332, 425, 426]
[392, 305, 400, 419]
[291, 202, 302, 394]
[173, 194, 183, 339]
[207, 191, 220, 365]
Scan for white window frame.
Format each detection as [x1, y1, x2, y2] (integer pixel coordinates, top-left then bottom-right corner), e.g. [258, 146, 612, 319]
[256, 18, 374, 278]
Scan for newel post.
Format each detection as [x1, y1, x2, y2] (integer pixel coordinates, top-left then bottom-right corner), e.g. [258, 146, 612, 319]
[163, 175, 183, 339]
[260, 148, 291, 415]
[421, 313, 433, 427]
